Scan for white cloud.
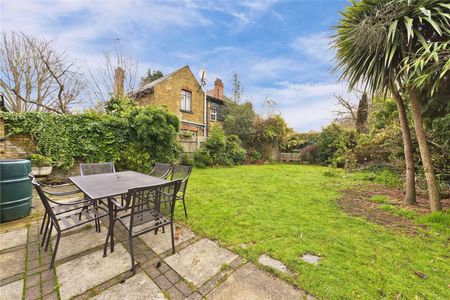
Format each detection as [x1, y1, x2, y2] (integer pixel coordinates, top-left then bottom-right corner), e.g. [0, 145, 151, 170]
[291, 32, 335, 65]
[247, 81, 354, 131]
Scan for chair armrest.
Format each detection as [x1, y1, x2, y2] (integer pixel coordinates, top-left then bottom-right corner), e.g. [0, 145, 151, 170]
[43, 189, 82, 197]
[46, 197, 93, 206]
[39, 182, 74, 188]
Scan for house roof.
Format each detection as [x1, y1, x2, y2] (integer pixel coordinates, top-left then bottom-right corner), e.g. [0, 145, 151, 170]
[131, 65, 197, 97]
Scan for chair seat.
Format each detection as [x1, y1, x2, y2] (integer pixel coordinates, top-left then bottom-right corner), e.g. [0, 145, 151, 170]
[117, 209, 170, 236]
[51, 199, 92, 214]
[57, 206, 108, 231]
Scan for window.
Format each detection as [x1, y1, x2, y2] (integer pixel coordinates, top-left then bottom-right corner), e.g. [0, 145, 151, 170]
[180, 90, 192, 112]
[210, 108, 217, 121]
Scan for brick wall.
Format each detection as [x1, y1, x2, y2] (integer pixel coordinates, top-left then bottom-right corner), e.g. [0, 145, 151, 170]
[0, 118, 35, 159]
[136, 66, 206, 130]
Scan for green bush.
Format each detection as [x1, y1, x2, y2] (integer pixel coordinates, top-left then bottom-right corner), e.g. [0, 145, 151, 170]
[193, 150, 212, 168]
[193, 127, 246, 167]
[179, 153, 194, 166]
[1, 106, 180, 173]
[317, 123, 356, 167]
[30, 154, 52, 167]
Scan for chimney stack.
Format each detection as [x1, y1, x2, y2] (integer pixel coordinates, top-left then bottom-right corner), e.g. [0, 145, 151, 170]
[214, 78, 224, 100]
[113, 67, 125, 97]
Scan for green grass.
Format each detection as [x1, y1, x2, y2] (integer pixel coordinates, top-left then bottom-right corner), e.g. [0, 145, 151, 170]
[175, 164, 450, 299]
[368, 195, 390, 203]
[378, 204, 418, 219]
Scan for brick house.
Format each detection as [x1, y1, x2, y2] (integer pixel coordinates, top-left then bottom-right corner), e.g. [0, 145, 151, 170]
[132, 66, 226, 143]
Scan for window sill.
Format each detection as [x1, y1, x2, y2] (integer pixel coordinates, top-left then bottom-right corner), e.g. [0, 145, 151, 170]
[180, 110, 193, 114]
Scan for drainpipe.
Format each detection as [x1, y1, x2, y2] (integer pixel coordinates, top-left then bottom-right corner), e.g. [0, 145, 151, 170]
[203, 86, 208, 137]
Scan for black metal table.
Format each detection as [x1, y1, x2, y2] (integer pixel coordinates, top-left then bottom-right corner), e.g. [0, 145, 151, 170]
[69, 171, 167, 255]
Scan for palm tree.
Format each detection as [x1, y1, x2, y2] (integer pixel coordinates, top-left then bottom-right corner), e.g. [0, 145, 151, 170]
[332, 0, 450, 211]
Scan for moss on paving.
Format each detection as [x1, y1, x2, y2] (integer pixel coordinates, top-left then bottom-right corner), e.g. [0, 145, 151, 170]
[175, 164, 450, 299]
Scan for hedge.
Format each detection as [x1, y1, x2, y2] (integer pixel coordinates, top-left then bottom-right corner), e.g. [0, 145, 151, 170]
[0, 106, 180, 173]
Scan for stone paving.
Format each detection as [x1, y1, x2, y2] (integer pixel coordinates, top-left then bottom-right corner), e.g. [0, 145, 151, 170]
[1, 210, 314, 300]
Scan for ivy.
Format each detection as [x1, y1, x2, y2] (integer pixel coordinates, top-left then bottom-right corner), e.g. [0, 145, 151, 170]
[0, 106, 180, 172]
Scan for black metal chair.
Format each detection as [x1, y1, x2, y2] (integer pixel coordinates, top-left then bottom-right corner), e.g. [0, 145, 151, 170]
[105, 180, 181, 273]
[30, 176, 108, 268]
[170, 165, 192, 218]
[149, 162, 172, 179]
[80, 162, 115, 176]
[29, 174, 84, 236]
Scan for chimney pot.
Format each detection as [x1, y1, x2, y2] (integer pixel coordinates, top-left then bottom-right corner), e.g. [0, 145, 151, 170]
[214, 78, 224, 100]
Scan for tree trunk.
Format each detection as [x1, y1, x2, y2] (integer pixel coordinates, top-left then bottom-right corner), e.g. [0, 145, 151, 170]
[356, 92, 369, 133]
[390, 85, 416, 204]
[408, 88, 441, 211]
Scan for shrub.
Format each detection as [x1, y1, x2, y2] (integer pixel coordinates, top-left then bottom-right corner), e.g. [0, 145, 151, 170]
[317, 123, 356, 167]
[193, 127, 246, 167]
[1, 106, 180, 173]
[193, 150, 212, 168]
[179, 153, 194, 166]
[30, 154, 52, 167]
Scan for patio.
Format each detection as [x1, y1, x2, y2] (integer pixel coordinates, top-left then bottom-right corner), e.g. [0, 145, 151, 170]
[0, 189, 313, 300]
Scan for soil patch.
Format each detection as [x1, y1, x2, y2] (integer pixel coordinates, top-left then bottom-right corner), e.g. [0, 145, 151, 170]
[337, 184, 449, 235]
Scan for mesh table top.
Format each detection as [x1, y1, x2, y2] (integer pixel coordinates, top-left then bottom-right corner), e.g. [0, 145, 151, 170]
[69, 171, 168, 200]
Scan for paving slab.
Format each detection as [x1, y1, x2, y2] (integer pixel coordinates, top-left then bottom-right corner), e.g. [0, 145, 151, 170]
[55, 226, 106, 260]
[0, 279, 23, 299]
[258, 254, 289, 273]
[91, 272, 165, 300]
[164, 238, 238, 287]
[0, 228, 28, 251]
[301, 254, 321, 265]
[57, 244, 130, 300]
[208, 263, 308, 300]
[0, 248, 26, 280]
[138, 225, 195, 254]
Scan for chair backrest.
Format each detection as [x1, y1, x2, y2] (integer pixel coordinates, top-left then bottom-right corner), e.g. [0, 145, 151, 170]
[80, 162, 115, 176]
[170, 165, 192, 194]
[29, 174, 60, 230]
[150, 162, 172, 178]
[125, 180, 182, 228]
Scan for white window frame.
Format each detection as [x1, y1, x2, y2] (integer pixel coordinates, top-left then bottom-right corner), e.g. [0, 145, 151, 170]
[180, 90, 192, 112]
[210, 108, 217, 121]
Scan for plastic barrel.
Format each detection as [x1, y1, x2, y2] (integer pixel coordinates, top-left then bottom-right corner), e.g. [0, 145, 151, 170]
[0, 159, 32, 223]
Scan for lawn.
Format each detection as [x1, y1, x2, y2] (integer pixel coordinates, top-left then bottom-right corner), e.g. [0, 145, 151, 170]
[175, 164, 450, 299]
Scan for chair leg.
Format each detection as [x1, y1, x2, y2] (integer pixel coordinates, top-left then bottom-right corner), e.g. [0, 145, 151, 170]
[50, 232, 61, 269]
[41, 216, 50, 247]
[170, 222, 175, 254]
[45, 223, 53, 252]
[129, 237, 136, 274]
[182, 198, 188, 218]
[40, 212, 47, 234]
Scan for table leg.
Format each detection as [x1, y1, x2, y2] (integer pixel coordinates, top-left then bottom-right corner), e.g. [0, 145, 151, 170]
[103, 197, 115, 256]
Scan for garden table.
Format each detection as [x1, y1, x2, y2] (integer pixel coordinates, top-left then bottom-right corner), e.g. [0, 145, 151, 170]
[69, 171, 167, 256]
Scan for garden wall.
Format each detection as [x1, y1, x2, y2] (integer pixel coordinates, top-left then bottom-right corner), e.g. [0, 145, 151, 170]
[0, 118, 35, 159]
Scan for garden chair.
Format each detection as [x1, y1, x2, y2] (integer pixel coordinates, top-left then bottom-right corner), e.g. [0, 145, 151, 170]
[80, 162, 115, 176]
[29, 174, 86, 237]
[30, 175, 108, 268]
[149, 162, 172, 179]
[170, 165, 192, 218]
[105, 180, 181, 273]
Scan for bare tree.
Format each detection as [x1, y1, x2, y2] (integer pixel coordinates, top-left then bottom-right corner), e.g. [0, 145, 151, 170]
[88, 47, 139, 109]
[0, 31, 85, 113]
[333, 94, 357, 125]
[334, 90, 371, 132]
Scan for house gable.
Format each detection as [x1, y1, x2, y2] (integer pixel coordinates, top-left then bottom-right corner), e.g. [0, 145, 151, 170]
[134, 65, 206, 131]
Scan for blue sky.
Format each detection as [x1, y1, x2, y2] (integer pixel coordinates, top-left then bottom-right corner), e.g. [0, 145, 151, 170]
[1, 0, 355, 131]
